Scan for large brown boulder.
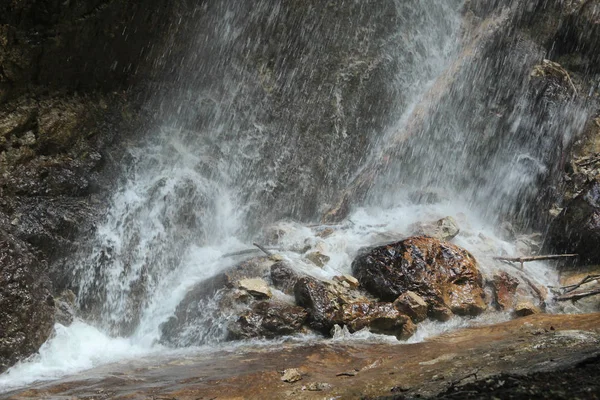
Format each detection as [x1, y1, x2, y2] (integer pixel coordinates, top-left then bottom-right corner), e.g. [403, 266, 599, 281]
[0, 231, 55, 374]
[351, 236, 486, 319]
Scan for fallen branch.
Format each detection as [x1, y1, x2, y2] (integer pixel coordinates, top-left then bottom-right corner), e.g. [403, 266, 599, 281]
[493, 254, 578, 269]
[521, 275, 546, 305]
[222, 248, 262, 258]
[561, 274, 600, 294]
[253, 242, 273, 256]
[556, 288, 600, 302]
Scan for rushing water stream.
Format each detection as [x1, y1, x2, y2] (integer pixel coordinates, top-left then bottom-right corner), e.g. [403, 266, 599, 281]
[0, 0, 593, 392]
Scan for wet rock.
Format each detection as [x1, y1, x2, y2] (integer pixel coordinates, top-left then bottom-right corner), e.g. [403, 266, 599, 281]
[321, 193, 351, 224]
[341, 302, 416, 340]
[489, 272, 520, 311]
[393, 291, 428, 323]
[55, 289, 77, 326]
[305, 251, 330, 268]
[409, 217, 460, 241]
[294, 276, 343, 334]
[0, 231, 55, 374]
[228, 301, 307, 340]
[281, 368, 303, 383]
[239, 278, 272, 299]
[546, 181, 600, 264]
[334, 275, 360, 289]
[351, 236, 487, 319]
[513, 302, 541, 318]
[160, 257, 276, 346]
[270, 262, 301, 295]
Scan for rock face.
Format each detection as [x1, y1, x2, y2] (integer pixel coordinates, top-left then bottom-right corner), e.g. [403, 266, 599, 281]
[0, 231, 55, 374]
[547, 181, 600, 264]
[352, 236, 487, 319]
[228, 301, 308, 340]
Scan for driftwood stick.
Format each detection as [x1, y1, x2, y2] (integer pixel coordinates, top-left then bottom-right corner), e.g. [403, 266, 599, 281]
[562, 274, 600, 293]
[222, 248, 262, 258]
[253, 242, 273, 257]
[494, 254, 578, 269]
[520, 275, 546, 304]
[556, 288, 600, 302]
[493, 254, 578, 263]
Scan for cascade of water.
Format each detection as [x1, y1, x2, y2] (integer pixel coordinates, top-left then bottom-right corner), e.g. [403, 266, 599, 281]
[71, 0, 464, 340]
[1, 0, 593, 391]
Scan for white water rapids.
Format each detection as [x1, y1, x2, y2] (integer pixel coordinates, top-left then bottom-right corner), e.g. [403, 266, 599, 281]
[0, 0, 592, 393]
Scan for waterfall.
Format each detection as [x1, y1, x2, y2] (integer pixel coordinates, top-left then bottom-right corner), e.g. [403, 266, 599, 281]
[1, 0, 593, 390]
[71, 0, 465, 341]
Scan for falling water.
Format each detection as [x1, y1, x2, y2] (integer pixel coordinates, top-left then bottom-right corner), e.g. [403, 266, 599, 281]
[0, 0, 593, 391]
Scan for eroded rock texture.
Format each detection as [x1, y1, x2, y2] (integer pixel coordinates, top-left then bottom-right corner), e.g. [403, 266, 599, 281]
[0, 231, 54, 374]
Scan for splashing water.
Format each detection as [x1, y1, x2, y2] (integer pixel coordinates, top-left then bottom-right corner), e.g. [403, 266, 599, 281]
[0, 0, 592, 392]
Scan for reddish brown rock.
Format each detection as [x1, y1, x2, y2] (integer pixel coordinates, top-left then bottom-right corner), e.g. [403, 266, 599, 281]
[351, 236, 487, 318]
[341, 302, 416, 339]
[490, 272, 520, 311]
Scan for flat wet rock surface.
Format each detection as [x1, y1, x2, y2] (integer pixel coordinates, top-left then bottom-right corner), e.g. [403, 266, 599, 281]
[4, 313, 600, 399]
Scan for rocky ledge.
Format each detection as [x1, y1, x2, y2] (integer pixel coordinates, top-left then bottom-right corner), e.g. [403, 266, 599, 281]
[5, 313, 600, 399]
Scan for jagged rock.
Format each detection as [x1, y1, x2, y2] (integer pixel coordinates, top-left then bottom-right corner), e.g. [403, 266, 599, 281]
[294, 276, 343, 334]
[0, 231, 55, 374]
[334, 275, 360, 289]
[408, 217, 460, 241]
[270, 262, 301, 295]
[281, 368, 302, 383]
[305, 251, 330, 268]
[341, 302, 416, 340]
[55, 289, 77, 326]
[351, 236, 487, 319]
[547, 181, 600, 264]
[228, 301, 307, 340]
[490, 272, 520, 311]
[239, 278, 272, 299]
[393, 291, 428, 323]
[513, 302, 541, 318]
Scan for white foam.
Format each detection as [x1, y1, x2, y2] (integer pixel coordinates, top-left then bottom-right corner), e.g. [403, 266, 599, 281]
[0, 321, 160, 393]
